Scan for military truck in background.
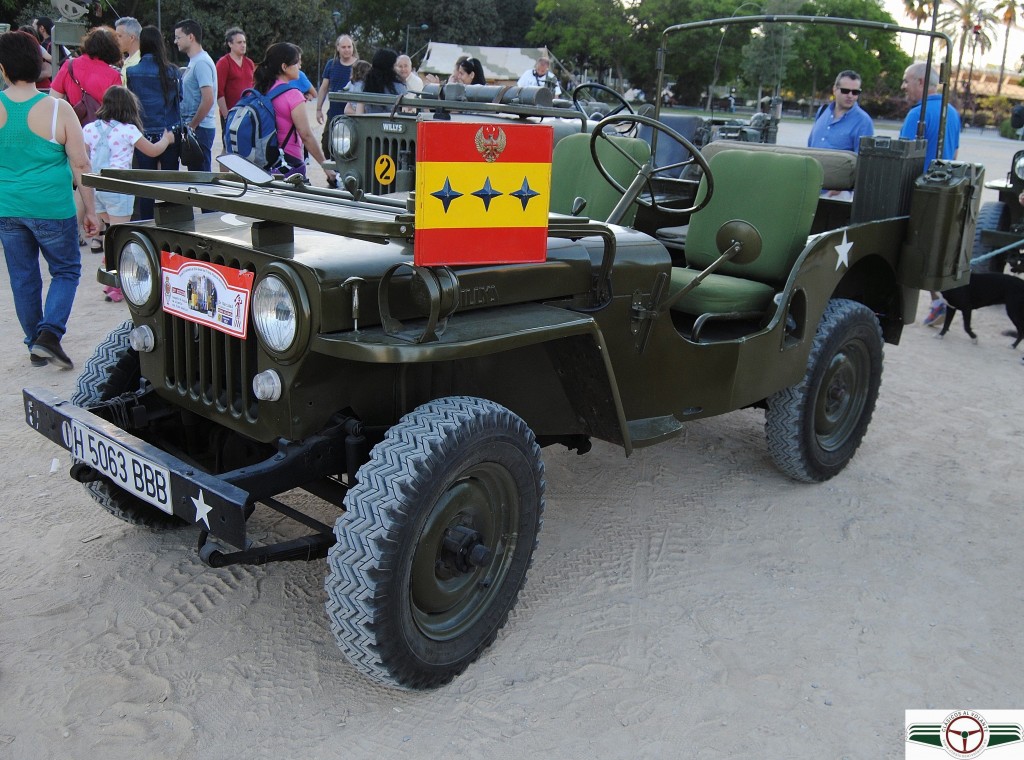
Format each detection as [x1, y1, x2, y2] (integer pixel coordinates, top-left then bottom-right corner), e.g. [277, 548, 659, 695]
[322, 81, 688, 196]
[971, 145, 1024, 273]
[22, 16, 981, 691]
[322, 78, 780, 198]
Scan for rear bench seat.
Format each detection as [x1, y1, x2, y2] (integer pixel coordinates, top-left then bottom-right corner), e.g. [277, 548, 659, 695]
[657, 142, 856, 250]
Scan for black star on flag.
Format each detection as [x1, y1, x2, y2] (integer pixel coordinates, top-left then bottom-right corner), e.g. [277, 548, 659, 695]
[431, 177, 463, 213]
[510, 177, 540, 211]
[471, 177, 503, 211]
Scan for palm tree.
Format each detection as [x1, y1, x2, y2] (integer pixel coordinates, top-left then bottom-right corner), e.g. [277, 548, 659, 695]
[903, 0, 934, 58]
[994, 0, 1019, 93]
[939, 0, 998, 103]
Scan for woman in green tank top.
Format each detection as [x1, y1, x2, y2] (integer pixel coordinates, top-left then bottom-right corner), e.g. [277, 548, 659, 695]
[0, 30, 99, 370]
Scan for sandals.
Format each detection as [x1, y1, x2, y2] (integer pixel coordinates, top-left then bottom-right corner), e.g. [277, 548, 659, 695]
[90, 229, 105, 254]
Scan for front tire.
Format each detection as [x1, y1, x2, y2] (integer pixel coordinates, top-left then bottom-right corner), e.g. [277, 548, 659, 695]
[70, 321, 183, 528]
[325, 396, 544, 689]
[765, 299, 883, 483]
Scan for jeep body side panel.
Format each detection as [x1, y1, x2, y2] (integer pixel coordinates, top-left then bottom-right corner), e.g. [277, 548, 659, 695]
[314, 303, 630, 450]
[595, 219, 910, 440]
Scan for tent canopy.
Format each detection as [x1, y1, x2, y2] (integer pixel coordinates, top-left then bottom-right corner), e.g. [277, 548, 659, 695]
[419, 42, 551, 84]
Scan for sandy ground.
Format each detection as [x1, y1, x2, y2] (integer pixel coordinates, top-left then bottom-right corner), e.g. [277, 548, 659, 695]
[1, 109, 1023, 759]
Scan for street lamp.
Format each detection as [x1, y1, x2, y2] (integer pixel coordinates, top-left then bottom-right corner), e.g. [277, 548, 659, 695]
[405, 23, 428, 55]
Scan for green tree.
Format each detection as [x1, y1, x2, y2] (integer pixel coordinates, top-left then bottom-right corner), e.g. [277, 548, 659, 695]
[939, 0, 998, 100]
[786, 0, 910, 101]
[738, 0, 802, 102]
[994, 0, 1018, 94]
[902, 0, 933, 58]
[494, 0, 537, 46]
[620, 0, 750, 105]
[527, 0, 632, 83]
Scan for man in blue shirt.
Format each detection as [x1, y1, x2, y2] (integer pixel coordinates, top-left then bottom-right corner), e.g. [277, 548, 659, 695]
[899, 62, 960, 166]
[808, 70, 874, 154]
[899, 63, 961, 326]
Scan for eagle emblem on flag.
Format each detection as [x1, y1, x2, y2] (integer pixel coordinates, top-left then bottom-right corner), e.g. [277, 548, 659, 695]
[474, 126, 507, 163]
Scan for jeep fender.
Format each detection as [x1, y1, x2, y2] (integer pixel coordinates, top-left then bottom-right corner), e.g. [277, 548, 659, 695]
[312, 302, 632, 453]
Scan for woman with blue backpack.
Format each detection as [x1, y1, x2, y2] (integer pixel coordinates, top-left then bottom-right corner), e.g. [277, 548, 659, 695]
[125, 26, 182, 219]
[251, 42, 334, 183]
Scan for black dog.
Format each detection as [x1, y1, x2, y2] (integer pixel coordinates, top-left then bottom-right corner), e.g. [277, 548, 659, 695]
[939, 272, 1024, 349]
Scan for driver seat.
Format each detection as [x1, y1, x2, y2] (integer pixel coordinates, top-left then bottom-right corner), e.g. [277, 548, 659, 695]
[666, 149, 823, 325]
[550, 133, 651, 225]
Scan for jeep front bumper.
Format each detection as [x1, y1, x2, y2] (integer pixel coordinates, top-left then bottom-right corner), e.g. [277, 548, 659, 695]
[24, 388, 250, 547]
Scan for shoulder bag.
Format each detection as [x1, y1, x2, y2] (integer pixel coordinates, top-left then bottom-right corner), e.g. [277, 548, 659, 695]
[68, 60, 102, 126]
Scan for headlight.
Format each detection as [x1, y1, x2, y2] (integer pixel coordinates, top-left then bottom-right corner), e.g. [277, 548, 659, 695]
[331, 118, 355, 159]
[252, 275, 297, 353]
[1013, 151, 1024, 182]
[119, 240, 155, 307]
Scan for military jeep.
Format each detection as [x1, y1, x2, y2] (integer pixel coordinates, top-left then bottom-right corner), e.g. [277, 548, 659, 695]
[971, 147, 1024, 273]
[24, 17, 978, 690]
[323, 81, 676, 196]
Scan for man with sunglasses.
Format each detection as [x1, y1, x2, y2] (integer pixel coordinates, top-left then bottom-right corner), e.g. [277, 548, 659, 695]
[807, 70, 873, 154]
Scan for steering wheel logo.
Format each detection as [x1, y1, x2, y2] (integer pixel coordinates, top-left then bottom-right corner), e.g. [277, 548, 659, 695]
[941, 712, 988, 758]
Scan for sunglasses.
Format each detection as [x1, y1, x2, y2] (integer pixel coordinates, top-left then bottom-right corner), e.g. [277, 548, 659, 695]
[838, 87, 862, 95]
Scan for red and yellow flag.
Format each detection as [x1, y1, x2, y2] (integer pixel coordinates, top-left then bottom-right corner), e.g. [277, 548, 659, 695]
[414, 121, 553, 266]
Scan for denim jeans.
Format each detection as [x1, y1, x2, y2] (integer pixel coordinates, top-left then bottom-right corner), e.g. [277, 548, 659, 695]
[185, 125, 216, 173]
[0, 215, 81, 348]
[133, 139, 181, 220]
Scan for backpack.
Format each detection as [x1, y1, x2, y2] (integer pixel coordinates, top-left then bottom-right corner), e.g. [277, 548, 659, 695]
[223, 84, 298, 169]
[88, 121, 113, 171]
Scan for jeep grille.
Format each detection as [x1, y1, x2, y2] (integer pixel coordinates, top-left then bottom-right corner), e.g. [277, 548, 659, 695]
[362, 135, 415, 195]
[158, 243, 260, 423]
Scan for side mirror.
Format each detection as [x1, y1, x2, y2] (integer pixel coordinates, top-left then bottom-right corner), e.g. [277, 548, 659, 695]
[216, 153, 274, 186]
[715, 219, 762, 265]
[660, 219, 763, 315]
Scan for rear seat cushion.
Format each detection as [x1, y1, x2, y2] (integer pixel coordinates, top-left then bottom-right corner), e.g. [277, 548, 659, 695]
[699, 141, 856, 191]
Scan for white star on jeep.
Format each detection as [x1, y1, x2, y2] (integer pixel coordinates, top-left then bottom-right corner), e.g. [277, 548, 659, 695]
[834, 230, 853, 271]
[192, 489, 212, 528]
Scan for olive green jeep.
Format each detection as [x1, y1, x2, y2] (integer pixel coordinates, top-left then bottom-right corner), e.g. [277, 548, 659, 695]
[24, 16, 978, 690]
[971, 147, 1024, 273]
[323, 81, 659, 195]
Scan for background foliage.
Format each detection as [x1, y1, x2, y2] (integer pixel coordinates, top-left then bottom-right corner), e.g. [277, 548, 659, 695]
[5, 0, 1016, 110]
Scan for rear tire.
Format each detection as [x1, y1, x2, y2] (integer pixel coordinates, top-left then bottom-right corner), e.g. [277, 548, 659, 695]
[971, 201, 1009, 273]
[765, 299, 883, 483]
[70, 322, 183, 528]
[325, 396, 544, 689]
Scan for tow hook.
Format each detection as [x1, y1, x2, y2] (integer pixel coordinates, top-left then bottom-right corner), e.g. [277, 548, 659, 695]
[69, 462, 103, 483]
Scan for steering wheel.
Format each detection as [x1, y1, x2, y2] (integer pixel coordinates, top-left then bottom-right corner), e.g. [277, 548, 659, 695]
[572, 82, 635, 120]
[589, 112, 713, 216]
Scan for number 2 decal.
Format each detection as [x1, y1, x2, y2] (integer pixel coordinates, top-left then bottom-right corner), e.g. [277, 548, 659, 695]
[375, 155, 396, 186]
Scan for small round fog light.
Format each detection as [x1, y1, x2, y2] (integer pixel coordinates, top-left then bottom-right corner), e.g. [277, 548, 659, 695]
[252, 369, 283, 401]
[129, 325, 156, 352]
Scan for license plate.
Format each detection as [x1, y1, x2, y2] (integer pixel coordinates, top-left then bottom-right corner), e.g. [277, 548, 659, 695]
[69, 420, 172, 513]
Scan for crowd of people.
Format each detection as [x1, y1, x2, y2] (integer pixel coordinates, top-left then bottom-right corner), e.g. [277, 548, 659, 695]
[0, 19, 415, 370]
[1, 16, 968, 371]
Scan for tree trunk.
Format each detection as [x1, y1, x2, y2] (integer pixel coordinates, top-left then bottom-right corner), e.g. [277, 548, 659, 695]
[998, 22, 1011, 95]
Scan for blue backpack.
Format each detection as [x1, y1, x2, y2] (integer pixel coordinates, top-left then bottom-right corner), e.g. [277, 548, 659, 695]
[223, 84, 297, 169]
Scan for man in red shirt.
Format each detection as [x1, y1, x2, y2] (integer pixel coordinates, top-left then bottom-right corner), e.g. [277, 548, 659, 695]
[215, 27, 254, 141]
